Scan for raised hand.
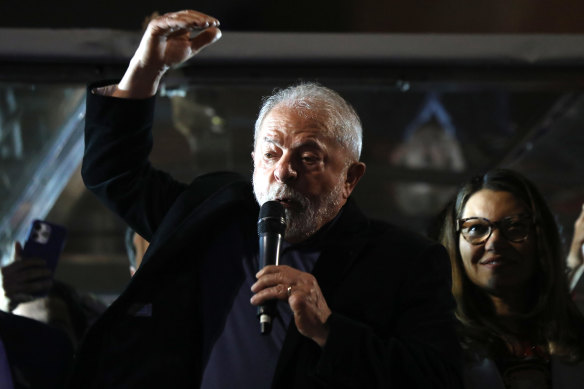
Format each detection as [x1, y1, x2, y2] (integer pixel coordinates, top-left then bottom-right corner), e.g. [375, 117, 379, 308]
[115, 10, 221, 98]
[251, 265, 331, 347]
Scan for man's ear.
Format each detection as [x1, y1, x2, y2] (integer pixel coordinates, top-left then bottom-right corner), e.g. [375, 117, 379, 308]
[343, 162, 366, 199]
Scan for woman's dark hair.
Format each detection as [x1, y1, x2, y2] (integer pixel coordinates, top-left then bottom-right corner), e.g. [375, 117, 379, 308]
[439, 168, 584, 361]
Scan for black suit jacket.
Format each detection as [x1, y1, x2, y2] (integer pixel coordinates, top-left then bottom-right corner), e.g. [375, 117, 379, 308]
[69, 85, 463, 388]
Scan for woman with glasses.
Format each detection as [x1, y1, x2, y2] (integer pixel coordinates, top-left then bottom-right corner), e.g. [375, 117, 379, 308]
[439, 168, 584, 388]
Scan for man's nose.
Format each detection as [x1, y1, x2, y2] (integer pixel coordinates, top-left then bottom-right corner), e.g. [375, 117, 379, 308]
[274, 155, 297, 183]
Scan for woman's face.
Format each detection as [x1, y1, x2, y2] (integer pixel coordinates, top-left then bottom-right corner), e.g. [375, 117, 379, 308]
[458, 189, 536, 297]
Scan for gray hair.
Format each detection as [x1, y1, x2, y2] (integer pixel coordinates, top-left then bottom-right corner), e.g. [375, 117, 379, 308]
[253, 82, 363, 162]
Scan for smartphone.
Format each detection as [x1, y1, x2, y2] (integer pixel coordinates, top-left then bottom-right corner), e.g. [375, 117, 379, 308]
[22, 219, 67, 273]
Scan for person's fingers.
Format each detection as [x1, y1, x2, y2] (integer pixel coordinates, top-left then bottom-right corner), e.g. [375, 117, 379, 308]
[189, 27, 222, 53]
[171, 10, 220, 30]
[9, 293, 36, 304]
[250, 283, 291, 305]
[149, 10, 219, 37]
[4, 270, 52, 288]
[2, 260, 52, 290]
[573, 205, 584, 251]
[576, 204, 584, 225]
[250, 265, 331, 345]
[5, 278, 52, 296]
[252, 271, 287, 291]
[251, 265, 301, 304]
[13, 241, 23, 261]
[3, 258, 50, 274]
[15, 266, 52, 283]
[255, 264, 292, 278]
[169, 10, 220, 26]
[252, 265, 296, 292]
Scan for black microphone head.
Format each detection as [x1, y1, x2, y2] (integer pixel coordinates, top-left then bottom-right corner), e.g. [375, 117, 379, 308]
[258, 200, 286, 236]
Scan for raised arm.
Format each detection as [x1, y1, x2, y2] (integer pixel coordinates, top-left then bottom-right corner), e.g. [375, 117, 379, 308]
[113, 10, 221, 99]
[83, 10, 222, 238]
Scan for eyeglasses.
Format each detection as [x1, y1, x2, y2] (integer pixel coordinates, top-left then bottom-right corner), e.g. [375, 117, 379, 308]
[457, 214, 533, 245]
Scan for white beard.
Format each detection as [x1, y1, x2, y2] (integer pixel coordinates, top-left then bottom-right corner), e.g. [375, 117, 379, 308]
[253, 177, 345, 242]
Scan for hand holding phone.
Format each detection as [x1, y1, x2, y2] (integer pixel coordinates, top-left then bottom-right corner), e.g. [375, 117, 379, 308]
[22, 220, 67, 273]
[0, 220, 67, 305]
[1, 243, 53, 310]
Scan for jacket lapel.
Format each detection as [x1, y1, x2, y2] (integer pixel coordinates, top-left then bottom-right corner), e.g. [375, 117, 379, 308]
[311, 198, 370, 298]
[272, 198, 370, 386]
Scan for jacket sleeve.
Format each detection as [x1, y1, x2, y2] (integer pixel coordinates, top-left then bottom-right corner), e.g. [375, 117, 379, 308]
[81, 83, 188, 240]
[314, 243, 463, 388]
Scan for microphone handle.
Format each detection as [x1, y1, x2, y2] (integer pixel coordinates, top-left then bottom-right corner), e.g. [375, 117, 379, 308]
[258, 232, 282, 334]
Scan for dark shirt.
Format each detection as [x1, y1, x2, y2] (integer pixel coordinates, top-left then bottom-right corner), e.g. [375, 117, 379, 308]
[199, 215, 342, 389]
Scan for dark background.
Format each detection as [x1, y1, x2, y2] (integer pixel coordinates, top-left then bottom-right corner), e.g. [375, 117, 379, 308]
[2, 1, 584, 301]
[2, 0, 584, 33]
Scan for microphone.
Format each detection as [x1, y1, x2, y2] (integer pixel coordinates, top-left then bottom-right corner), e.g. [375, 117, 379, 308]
[257, 200, 286, 335]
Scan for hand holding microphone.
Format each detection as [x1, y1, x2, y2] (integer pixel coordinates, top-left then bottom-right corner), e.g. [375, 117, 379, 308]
[252, 201, 332, 345]
[256, 201, 286, 335]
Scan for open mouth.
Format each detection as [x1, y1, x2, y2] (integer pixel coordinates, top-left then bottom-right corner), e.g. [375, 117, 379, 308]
[275, 198, 299, 209]
[267, 186, 309, 210]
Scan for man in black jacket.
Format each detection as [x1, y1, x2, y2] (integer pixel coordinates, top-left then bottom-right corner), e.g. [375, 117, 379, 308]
[71, 9, 462, 389]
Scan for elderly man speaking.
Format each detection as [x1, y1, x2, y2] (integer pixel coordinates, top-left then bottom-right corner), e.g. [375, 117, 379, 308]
[70, 10, 462, 389]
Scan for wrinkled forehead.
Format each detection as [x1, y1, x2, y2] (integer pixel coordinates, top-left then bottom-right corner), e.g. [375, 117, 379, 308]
[258, 104, 334, 139]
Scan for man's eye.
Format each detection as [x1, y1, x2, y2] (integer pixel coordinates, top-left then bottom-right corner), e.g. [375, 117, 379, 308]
[301, 155, 319, 164]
